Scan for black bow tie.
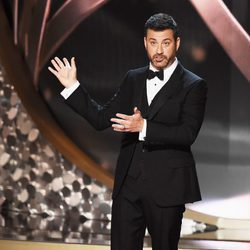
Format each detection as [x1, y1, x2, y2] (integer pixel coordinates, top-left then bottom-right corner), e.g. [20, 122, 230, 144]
[147, 69, 164, 81]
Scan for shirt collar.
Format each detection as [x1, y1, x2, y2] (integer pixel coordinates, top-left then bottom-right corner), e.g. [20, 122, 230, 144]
[149, 57, 178, 82]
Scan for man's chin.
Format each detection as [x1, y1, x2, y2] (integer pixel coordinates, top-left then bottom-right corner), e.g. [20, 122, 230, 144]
[152, 62, 168, 70]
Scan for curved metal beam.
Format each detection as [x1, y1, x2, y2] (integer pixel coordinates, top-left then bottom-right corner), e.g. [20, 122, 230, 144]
[189, 0, 250, 82]
[0, 1, 113, 190]
[26, 0, 51, 84]
[39, 0, 108, 78]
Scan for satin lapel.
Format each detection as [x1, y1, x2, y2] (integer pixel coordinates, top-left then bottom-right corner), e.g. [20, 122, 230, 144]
[148, 63, 184, 120]
[132, 66, 148, 111]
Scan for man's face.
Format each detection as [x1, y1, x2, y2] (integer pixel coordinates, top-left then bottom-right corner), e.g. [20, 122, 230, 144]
[144, 28, 180, 70]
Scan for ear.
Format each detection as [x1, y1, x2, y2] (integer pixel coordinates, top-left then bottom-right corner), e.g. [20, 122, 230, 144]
[144, 36, 147, 49]
[176, 37, 180, 51]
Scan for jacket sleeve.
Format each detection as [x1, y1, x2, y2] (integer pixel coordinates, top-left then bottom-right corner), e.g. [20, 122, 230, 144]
[65, 72, 130, 131]
[145, 80, 207, 146]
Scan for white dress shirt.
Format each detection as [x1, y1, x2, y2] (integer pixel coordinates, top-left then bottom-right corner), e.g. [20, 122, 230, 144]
[61, 58, 178, 141]
[138, 58, 178, 140]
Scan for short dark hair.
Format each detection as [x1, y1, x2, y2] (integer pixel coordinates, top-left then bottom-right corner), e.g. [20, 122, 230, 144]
[144, 13, 179, 40]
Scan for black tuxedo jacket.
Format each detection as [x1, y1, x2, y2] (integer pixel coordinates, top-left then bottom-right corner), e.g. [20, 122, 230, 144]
[66, 63, 207, 207]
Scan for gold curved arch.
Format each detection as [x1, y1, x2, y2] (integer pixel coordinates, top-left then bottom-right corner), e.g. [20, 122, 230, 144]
[0, 1, 113, 189]
[189, 0, 250, 82]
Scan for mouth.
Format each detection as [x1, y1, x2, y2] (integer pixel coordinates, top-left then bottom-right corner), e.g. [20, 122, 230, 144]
[154, 55, 166, 63]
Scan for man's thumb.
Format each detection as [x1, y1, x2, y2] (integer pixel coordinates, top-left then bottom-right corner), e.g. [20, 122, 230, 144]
[134, 107, 141, 114]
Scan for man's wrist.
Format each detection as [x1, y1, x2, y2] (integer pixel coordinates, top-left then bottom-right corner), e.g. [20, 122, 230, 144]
[66, 79, 78, 88]
[61, 80, 80, 99]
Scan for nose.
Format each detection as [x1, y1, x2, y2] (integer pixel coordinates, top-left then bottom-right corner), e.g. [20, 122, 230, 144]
[156, 44, 163, 54]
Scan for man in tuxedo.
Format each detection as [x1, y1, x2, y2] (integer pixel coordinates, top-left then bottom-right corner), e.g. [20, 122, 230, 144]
[49, 13, 207, 250]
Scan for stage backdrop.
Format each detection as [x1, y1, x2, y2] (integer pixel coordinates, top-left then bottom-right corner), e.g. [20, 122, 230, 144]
[0, 0, 249, 223]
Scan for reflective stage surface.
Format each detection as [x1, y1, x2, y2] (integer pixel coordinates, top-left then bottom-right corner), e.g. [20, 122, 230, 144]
[0, 210, 213, 245]
[0, 211, 249, 250]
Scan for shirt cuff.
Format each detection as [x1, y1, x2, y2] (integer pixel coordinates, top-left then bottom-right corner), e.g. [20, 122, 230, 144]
[60, 81, 80, 99]
[139, 119, 147, 141]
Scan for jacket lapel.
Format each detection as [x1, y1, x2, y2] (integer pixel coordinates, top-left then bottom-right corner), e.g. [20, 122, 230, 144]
[147, 63, 184, 120]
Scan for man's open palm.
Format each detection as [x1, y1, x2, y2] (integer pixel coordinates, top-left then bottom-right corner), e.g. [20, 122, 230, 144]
[48, 57, 77, 88]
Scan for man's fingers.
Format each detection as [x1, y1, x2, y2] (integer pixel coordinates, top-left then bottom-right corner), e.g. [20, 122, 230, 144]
[71, 57, 76, 70]
[51, 59, 61, 71]
[113, 128, 126, 132]
[50, 56, 76, 73]
[112, 124, 130, 132]
[110, 109, 143, 133]
[55, 57, 65, 68]
[112, 124, 125, 130]
[63, 57, 70, 68]
[48, 67, 59, 77]
[116, 113, 131, 120]
[111, 118, 128, 125]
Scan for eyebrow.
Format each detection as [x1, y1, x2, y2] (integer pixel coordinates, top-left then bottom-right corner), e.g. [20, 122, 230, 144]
[148, 38, 172, 41]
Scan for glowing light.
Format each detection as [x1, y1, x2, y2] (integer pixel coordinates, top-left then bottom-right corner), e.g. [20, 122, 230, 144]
[188, 194, 250, 219]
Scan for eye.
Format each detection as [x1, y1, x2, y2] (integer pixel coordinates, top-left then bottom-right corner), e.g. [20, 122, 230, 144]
[150, 41, 157, 46]
[163, 41, 170, 46]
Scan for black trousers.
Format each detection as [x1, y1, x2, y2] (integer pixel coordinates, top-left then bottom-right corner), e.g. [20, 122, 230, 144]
[111, 174, 185, 250]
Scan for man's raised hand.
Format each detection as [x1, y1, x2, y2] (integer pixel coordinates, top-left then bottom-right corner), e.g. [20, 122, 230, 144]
[111, 107, 144, 133]
[48, 57, 77, 88]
